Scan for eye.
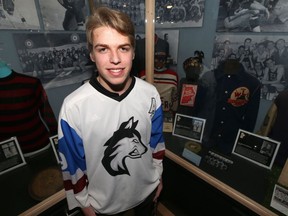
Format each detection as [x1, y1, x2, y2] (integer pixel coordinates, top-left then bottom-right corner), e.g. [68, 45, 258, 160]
[120, 46, 131, 52]
[98, 47, 107, 53]
[132, 139, 139, 144]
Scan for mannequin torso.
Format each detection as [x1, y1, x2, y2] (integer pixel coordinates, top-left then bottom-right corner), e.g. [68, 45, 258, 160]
[0, 61, 12, 78]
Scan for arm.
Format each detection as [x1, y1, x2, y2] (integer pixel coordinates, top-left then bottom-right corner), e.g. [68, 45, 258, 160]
[250, 1, 269, 18]
[58, 103, 89, 211]
[150, 96, 165, 201]
[82, 206, 97, 216]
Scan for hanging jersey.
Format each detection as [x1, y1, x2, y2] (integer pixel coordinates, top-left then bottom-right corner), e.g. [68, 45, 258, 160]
[139, 69, 178, 112]
[0, 71, 57, 153]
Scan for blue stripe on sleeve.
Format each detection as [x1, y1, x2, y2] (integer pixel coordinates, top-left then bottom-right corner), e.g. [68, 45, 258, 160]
[58, 119, 86, 175]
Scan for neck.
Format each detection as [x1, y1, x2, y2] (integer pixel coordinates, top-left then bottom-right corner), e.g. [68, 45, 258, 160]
[97, 76, 132, 95]
[0, 66, 12, 78]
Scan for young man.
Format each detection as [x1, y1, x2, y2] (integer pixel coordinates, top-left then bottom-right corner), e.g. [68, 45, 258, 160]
[58, 7, 165, 216]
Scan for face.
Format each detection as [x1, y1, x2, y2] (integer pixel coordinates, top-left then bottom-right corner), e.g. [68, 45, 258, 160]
[276, 39, 285, 50]
[154, 53, 167, 71]
[266, 59, 275, 69]
[90, 26, 134, 93]
[244, 39, 251, 47]
[255, 63, 261, 70]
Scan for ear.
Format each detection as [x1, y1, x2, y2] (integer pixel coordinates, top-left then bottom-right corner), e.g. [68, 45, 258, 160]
[133, 52, 135, 60]
[90, 53, 95, 62]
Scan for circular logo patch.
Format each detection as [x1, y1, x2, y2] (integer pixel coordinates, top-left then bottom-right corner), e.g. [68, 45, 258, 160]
[228, 87, 250, 107]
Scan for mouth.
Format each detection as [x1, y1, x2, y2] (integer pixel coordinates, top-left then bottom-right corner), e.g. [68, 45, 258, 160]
[129, 146, 140, 158]
[108, 68, 125, 75]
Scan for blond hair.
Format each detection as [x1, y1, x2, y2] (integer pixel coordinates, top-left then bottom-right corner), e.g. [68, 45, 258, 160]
[86, 7, 135, 52]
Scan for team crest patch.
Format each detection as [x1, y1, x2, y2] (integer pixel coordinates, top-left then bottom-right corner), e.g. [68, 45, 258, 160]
[227, 87, 249, 107]
[102, 117, 147, 176]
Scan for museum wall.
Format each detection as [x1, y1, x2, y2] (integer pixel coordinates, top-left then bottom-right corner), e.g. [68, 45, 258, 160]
[0, 0, 277, 130]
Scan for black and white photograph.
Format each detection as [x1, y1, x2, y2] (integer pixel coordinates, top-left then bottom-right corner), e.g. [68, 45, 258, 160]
[13, 32, 95, 89]
[93, 0, 205, 28]
[0, 0, 40, 30]
[217, 0, 288, 33]
[156, 29, 179, 66]
[49, 135, 60, 164]
[155, 0, 205, 28]
[93, 0, 145, 28]
[39, 0, 89, 31]
[0, 137, 26, 175]
[211, 34, 288, 100]
[173, 113, 206, 143]
[232, 129, 280, 169]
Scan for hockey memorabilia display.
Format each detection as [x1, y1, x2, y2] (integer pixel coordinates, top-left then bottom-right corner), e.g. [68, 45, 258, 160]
[0, 137, 26, 175]
[173, 113, 205, 143]
[203, 150, 234, 171]
[211, 34, 288, 101]
[232, 129, 280, 169]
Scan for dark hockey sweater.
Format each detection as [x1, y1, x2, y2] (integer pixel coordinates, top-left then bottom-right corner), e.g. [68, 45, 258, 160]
[0, 71, 57, 153]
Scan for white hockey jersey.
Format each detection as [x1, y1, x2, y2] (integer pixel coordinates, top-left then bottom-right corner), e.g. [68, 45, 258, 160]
[58, 76, 165, 214]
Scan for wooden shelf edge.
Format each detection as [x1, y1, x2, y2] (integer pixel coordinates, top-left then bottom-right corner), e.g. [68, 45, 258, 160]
[157, 202, 175, 216]
[19, 189, 66, 216]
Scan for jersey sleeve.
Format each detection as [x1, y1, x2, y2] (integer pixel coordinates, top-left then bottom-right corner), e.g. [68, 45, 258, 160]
[150, 93, 165, 177]
[58, 102, 89, 210]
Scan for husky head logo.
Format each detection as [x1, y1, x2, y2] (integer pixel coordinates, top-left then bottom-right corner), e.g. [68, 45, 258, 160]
[102, 117, 147, 176]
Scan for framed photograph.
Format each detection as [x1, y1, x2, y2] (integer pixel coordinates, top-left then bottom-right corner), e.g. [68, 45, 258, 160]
[217, 0, 288, 33]
[39, 0, 89, 31]
[211, 34, 288, 101]
[93, 0, 205, 29]
[49, 135, 60, 164]
[12, 32, 94, 90]
[0, 0, 40, 30]
[270, 184, 288, 215]
[232, 129, 280, 169]
[155, 0, 206, 28]
[0, 137, 26, 175]
[172, 113, 206, 143]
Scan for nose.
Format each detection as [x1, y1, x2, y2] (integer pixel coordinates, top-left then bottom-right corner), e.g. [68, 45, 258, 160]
[110, 50, 120, 64]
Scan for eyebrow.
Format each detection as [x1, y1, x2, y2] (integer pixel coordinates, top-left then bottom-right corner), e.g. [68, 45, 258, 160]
[94, 43, 132, 48]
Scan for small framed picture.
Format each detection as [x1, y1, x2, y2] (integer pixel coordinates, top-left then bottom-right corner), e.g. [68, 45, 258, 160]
[270, 184, 288, 215]
[172, 113, 206, 143]
[49, 135, 60, 164]
[0, 137, 26, 175]
[232, 129, 280, 170]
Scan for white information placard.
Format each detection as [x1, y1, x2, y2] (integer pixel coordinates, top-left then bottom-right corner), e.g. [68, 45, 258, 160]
[232, 129, 280, 169]
[0, 137, 26, 175]
[173, 113, 205, 143]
